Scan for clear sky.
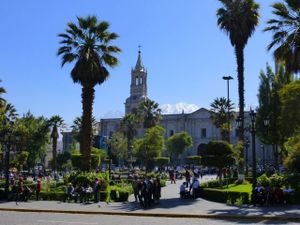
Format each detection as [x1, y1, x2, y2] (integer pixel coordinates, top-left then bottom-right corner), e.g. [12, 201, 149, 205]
[0, 0, 276, 129]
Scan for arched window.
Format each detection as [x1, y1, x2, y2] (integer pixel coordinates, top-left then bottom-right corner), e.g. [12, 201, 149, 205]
[139, 77, 143, 85]
[135, 77, 139, 85]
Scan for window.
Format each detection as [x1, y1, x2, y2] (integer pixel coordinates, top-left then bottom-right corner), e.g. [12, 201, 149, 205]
[169, 130, 174, 136]
[135, 77, 139, 85]
[201, 128, 206, 138]
[235, 129, 239, 137]
[109, 131, 113, 138]
[139, 77, 143, 85]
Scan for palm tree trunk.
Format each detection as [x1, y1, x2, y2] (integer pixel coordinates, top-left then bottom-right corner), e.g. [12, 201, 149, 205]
[235, 45, 245, 143]
[52, 138, 57, 171]
[81, 83, 95, 171]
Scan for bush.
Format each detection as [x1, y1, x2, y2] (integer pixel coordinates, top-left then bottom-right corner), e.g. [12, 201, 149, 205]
[257, 174, 270, 187]
[270, 174, 284, 187]
[202, 188, 249, 205]
[71, 154, 101, 170]
[39, 191, 65, 201]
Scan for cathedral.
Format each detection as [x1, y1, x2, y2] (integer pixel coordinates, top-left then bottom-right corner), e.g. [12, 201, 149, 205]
[98, 50, 273, 162]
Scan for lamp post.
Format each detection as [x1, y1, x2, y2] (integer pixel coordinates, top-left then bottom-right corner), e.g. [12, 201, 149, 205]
[261, 144, 265, 170]
[245, 138, 250, 176]
[222, 75, 233, 143]
[107, 137, 112, 180]
[249, 109, 257, 188]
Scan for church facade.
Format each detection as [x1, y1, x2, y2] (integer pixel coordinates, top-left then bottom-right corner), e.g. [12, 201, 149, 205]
[98, 51, 274, 163]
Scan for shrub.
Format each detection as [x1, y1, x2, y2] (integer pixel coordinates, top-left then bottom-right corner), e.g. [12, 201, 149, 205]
[202, 188, 249, 205]
[270, 173, 283, 187]
[39, 191, 65, 201]
[257, 174, 270, 187]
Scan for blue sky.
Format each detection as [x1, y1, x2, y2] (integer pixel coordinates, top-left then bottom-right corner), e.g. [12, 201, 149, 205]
[0, 0, 275, 128]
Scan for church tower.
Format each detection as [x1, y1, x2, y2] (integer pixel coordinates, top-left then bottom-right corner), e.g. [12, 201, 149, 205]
[125, 48, 148, 114]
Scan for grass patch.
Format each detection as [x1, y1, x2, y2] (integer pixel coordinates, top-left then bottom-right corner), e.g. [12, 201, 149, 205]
[206, 184, 252, 194]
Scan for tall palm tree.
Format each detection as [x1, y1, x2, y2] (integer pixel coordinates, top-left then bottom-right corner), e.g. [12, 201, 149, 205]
[138, 99, 162, 129]
[0, 80, 6, 109]
[210, 97, 235, 141]
[264, 0, 300, 74]
[120, 113, 140, 161]
[57, 16, 121, 171]
[48, 115, 65, 171]
[217, 0, 259, 141]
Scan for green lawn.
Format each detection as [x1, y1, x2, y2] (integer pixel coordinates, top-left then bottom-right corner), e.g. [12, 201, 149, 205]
[206, 184, 252, 194]
[225, 184, 252, 193]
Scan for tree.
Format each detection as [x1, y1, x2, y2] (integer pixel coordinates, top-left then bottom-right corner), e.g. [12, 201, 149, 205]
[138, 99, 162, 129]
[279, 80, 300, 137]
[210, 97, 235, 141]
[71, 116, 98, 143]
[217, 0, 259, 141]
[13, 112, 50, 169]
[58, 16, 121, 171]
[167, 131, 193, 164]
[264, 0, 300, 74]
[201, 141, 235, 181]
[284, 133, 300, 172]
[48, 115, 65, 171]
[120, 113, 140, 161]
[109, 131, 127, 165]
[134, 125, 165, 171]
[256, 64, 294, 166]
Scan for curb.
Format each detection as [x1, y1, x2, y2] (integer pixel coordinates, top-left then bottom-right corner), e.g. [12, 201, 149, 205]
[0, 207, 300, 222]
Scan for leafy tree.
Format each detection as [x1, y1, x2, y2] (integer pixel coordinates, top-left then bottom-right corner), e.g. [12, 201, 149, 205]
[14, 112, 50, 169]
[264, 0, 300, 73]
[134, 125, 165, 171]
[167, 131, 193, 162]
[279, 80, 300, 137]
[138, 99, 162, 129]
[48, 115, 65, 171]
[109, 131, 127, 165]
[210, 97, 235, 141]
[284, 133, 300, 172]
[120, 113, 140, 160]
[11, 151, 29, 171]
[167, 131, 193, 164]
[201, 141, 235, 180]
[154, 157, 170, 169]
[217, 0, 259, 141]
[186, 155, 201, 165]
[56, 151, 71, 171]
[256, 64, 294, 165]
[58, 16, 121, 171]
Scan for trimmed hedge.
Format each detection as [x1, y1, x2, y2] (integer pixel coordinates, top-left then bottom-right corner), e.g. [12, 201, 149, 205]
[202, 188, 250, 205]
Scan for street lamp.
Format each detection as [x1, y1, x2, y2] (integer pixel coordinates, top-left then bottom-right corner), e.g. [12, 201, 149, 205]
[222, 75, 233, 143]
[245, 138, 250, 176]
[249, 109, 257, 188]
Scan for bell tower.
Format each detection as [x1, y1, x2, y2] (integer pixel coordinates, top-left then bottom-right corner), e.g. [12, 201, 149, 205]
[125, 47, 148, 114]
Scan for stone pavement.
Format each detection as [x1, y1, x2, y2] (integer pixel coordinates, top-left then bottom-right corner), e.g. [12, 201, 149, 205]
[0, 176, 300, 221]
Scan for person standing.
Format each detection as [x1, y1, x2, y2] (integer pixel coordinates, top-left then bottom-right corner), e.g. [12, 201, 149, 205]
[36, 179, 42, 201]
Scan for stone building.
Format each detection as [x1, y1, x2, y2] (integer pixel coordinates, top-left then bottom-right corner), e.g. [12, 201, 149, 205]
[98, 50, 274, 164]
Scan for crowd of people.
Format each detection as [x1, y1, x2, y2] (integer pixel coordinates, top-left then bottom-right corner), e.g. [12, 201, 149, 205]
[132, 176, 161, 209]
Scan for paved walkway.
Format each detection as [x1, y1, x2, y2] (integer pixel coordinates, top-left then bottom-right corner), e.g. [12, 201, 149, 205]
[0, 176, 300, 221]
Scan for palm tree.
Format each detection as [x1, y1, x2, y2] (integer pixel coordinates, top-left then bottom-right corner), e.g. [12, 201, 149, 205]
[217, 0, 259, 141]
[138, 99, 162, 129]
[57, 16, 121, 171]
[71, 116, 98, 143]
[0, 80, 6, 109]
[48, 115, 65, 171]
[264, 0, 300, 74]
[120, 113, 140, 161]
[210, 97, 235, 141]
